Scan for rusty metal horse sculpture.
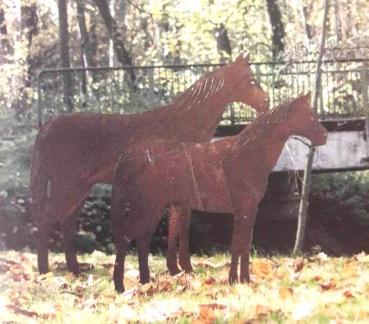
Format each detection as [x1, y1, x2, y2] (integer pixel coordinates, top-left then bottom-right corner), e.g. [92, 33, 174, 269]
[30, 54, 269, 275]
[111, 93, 327, 292]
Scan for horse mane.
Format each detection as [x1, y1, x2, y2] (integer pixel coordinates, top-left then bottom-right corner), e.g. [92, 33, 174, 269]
[172, 67, 225, 111]
[232, 97, 295, 150]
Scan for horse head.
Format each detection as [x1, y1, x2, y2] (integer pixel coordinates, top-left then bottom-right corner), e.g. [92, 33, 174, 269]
[223, 53, 269, 113]
[287, 93, 328, 146]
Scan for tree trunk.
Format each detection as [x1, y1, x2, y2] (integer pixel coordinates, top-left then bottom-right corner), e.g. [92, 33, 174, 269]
[298, 0, 312, 48]
[76, 0, 98, 105]
[333, 0, 342, 42]
[0, 7, 12, 63]
[214, 23, 232, 62]
[58, 0, 74, 112]
[76, 0, 96, 68]
[16, 1, 39, 118]
[292, 0, 330, 256]
[93, 0, 135, 84]
[266, 0, 285, 59]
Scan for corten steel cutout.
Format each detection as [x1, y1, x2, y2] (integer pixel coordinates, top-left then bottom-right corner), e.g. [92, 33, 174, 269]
[111, 93, 328, 292]
[30, 53, 269, 275]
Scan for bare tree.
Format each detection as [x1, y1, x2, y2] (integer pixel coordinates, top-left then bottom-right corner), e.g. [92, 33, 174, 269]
[292, 0, 330, 255]
[265, 0, 285, 59]
[93, 0, 135, 84]
[298, 0, 312, 48]
[214, 23, 232, 62]
[76, 0, 96, 68]
[58, 0, 74, 112]
[0, 7, 12, 63]
[109, 0, 127, 66]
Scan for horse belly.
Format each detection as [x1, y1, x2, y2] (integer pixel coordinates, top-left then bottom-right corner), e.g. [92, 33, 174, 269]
[167, 153, 199, 208]
[190, 147, 232, 212]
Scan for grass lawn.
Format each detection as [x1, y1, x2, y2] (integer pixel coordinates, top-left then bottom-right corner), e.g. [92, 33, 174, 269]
[1, 250, 369, 323]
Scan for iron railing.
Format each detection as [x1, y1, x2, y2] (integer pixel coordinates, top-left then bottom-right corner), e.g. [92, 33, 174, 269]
[37, 59, 369, 126]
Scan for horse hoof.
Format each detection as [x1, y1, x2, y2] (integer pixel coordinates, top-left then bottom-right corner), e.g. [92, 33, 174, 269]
[181, 265, 193, 273]
[168, 267, 181, 276]
[67, 264, 79, 276]
[167, 260, 182, 275]
[38, 263, 49, 274]
[115, 284, 125, 293]
[229, 275, 238, 285]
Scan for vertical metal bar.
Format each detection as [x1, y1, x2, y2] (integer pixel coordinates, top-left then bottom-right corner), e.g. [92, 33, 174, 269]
[37, 71, 44, 127]
[361, 62, 369, 153]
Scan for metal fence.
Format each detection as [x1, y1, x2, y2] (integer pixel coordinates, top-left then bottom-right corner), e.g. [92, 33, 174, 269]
[37, 59, 369, 126]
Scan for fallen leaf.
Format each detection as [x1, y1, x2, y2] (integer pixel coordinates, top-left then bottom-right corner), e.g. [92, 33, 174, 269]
[293, 258, 305, 273]
[199, 303, 226, 311]
[140, 282, 154, 295]
[156, 276, 172, 292]
[320, 280, 336, 291]
[252, 260, 273, 278]
[343, 290, 354, 298]
[7, 304, 39, 318]
[313, 275, 322, 282]
[193, 260, 228, 269]
[203, 277, 216, 285]
[279, 287, 293, 298]
[255, 304, 272, 316]
[195, 303, 227, 324]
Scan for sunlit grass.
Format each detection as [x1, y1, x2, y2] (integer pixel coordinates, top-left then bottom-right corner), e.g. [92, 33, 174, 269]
[1, 250, 369, 323]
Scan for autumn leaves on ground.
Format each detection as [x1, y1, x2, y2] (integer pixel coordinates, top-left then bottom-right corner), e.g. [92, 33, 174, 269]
[1, 251, 369, 323]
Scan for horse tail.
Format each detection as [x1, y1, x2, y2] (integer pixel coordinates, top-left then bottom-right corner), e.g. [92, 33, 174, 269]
[30, 124, 51, 222]
[111, 154, 134, 242]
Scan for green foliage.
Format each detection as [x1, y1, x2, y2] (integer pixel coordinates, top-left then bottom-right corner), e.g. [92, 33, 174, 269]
[311, 172, 369, 224]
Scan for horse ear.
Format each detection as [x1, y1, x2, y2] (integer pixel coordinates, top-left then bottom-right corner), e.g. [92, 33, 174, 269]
[234, 54, 244, 64]
[234, 53, 250, 64]
[305, 91, 311, 102]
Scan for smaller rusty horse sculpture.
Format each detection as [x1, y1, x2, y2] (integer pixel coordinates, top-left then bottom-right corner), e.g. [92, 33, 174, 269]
[111, 93, 328, 292]
[31, 53, 269, 275]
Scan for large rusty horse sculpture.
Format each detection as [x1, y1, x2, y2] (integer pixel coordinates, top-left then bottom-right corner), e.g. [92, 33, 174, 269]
[111, 93, 328, 292]
[31, 54, 269, 275]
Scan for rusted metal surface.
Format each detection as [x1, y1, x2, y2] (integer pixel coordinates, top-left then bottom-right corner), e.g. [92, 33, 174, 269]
[31, 54, 269, 275]
[111, 94, 328, 292]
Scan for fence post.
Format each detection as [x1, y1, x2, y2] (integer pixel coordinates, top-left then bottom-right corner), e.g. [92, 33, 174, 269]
[362, 62, 369, 153]
[37, 71, 43, 127]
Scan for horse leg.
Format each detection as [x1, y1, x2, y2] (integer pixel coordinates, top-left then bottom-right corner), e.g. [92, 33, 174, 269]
[137, 233, 152, 284]
[178, 208, 193, 273]
[240, 251, 250, 283]
[61, 186, 92, 275]
[240, 210, 257, 283]
[229, 250, 240, 284]
[36, 219, 53, 274]
[240, 230, 253, 283]
[229, 215, 248, 284]
[138, 204, 165, 284]
[167, 206, 181, 275]
[61, 213, 79, 275]
[113, 239, 129, 293]
[229, 222, 241, 284]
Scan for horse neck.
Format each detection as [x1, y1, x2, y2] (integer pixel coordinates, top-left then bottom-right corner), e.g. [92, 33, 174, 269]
[169, 73, 231, 142]
[230, 120, 289, 174]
